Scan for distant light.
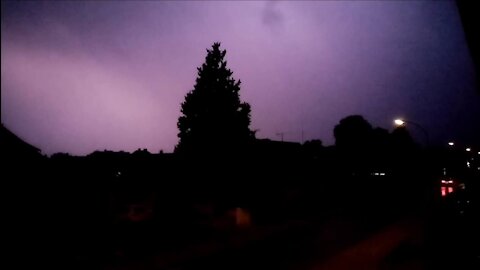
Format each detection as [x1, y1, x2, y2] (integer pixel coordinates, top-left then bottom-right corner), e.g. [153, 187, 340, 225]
[441, 187, 447, 197]
[448, 180, 453, 184]
[374, 172, 379, 176]
[448, 187, 453, 193]
[441, 180, 447, 184]
[448, 142, 454, 146]
[466, 148, 471, 152]
[380, 172, 386, 176]
[394, 119, 405, 126]
[478, 152, 480, 155]
[467, 161, 470, 168]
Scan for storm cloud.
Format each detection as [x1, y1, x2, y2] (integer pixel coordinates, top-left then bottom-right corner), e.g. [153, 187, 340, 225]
[1, 1, 478, 155]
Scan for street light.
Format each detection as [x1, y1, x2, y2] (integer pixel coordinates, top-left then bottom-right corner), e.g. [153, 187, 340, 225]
[466, 148, 471, 152]
[448, 142, 454, 146]
[394, 119, 405, 126]
[393, 118, 429, 147]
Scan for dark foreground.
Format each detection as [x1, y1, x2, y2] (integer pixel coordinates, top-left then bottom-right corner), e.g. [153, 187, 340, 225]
[75, 185, 477, 270]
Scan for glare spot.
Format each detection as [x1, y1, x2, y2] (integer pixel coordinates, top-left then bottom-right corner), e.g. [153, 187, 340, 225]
[394, 119, 405, 126]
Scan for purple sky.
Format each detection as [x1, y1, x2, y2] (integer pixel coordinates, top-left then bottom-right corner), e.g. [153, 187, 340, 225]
[2, 1, 479, 155]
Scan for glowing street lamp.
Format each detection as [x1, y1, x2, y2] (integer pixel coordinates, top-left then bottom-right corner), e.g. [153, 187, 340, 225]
[466, 148, 471, 152]
[448, 142, 454, 146]
[393, 118, 429, 146]
[394, 119, 405, 126]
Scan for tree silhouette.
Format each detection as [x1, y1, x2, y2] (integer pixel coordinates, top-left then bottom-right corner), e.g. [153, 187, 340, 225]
[333, 115, 373, 150]
[302, 139, 323, 159]
[333, 115, 384, 174]
[176, 42, 253, 155]
[390, 126, 416, 152]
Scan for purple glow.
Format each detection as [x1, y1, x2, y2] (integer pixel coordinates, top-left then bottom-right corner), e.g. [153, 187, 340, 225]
[1, 1, 479, 155]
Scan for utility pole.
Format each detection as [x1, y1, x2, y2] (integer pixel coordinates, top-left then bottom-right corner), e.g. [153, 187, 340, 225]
[276, 132, 284, 142]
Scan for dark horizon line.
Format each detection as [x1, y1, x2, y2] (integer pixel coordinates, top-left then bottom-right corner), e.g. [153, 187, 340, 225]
[3, 122, 479, 158]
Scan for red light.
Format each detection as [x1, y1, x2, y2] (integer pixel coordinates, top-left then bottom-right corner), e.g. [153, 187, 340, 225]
[448, 187, 453, 194]
[441, 187, 447, 197]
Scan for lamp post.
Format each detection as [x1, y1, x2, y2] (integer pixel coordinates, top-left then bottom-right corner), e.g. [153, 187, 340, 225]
[393, 118, 430, 147]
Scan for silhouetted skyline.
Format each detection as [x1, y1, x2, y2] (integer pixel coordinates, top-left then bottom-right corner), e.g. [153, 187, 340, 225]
[2, 1, 479, 155]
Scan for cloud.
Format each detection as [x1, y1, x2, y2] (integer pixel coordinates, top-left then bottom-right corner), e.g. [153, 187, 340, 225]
[1, 41, 177, 155]
[261, 2, 284, 32]
[2, 1, 479, 153]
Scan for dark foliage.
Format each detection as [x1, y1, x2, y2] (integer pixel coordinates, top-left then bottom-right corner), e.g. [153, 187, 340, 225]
[176, 42, 254, 156]
[334, 115, 373, 151]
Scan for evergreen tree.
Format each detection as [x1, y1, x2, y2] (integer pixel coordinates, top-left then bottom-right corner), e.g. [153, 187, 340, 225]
[176, 43, 253, 155]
